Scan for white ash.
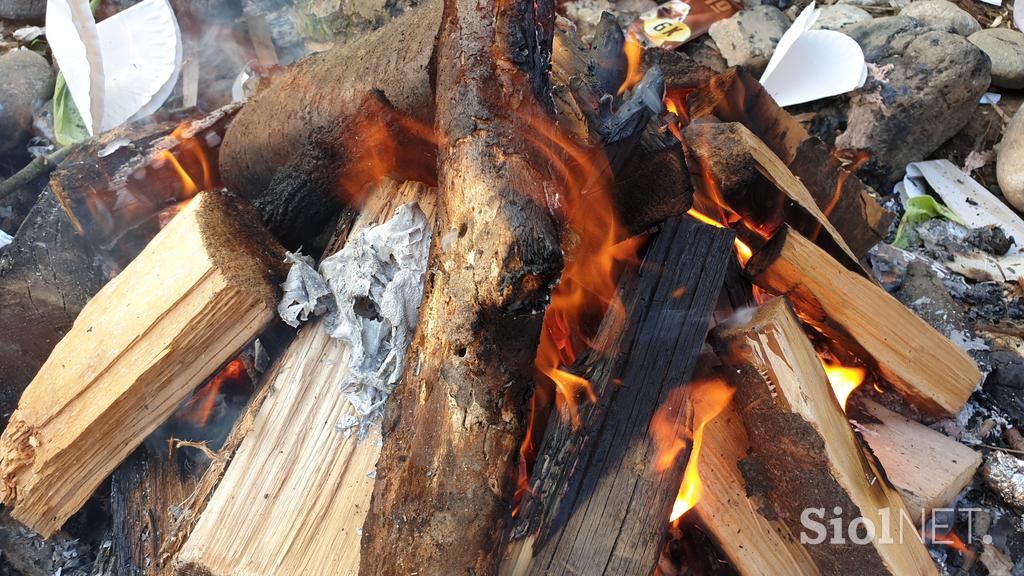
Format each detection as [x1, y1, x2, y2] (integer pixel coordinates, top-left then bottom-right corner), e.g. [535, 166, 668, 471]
[983, 450, 1024, 511]
[320, 203, 431, 437]
[277, 251, 333, 328]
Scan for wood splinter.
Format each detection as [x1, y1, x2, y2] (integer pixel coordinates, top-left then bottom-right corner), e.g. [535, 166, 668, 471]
[0, 191, 285, 537]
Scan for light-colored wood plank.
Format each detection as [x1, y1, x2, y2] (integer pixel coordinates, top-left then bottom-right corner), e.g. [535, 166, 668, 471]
[0, 191, 284, 536]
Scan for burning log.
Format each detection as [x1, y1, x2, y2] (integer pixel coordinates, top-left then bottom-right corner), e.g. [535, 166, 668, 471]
[683, 121, 863, 274]
[173, 179, 434, 576]
[851, 398, 982, 519]
[0, 188, 105, 427]
[712, 298, 938, 576]
[686, 67, 891, 257]
[0, 191, 285, 536]
[358, 0, 566, 571]
[503, 217, 735, 576]
[744, 225, 981, 418]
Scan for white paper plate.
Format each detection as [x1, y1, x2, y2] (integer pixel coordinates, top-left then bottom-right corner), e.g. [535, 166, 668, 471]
[46, 0, 104, 134]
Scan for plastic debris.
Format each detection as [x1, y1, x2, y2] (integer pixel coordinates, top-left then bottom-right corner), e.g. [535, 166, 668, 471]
[627, 0, 738, 49]
[0, 229, 12, 249]
[320, 203, 431, 438]
[982, 450, 1024, 511]
[759, 2, 867, 107]
[277, 251, 333, 328]
[46, 0, 182, 135]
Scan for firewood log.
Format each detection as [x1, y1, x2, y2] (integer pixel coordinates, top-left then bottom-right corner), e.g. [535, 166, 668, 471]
[851, 398, 982, 519]
[358, 0, 565, 572]
[686, 67, 891, 258]
[0, 191, 285, 537]
[744, 225, 981, 418]
[712, 298, 938, 576]
[0, 188, 105, 429]
[502, 217, 735, 576]
[683, 121, 863, 275]
[173, 179, 434, 576]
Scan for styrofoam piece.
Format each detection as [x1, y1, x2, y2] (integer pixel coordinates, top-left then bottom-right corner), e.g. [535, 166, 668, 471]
[760, 2, 868, 107]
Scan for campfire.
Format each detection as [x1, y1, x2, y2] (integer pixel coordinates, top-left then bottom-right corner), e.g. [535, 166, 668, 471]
[2, 0, 1023, 574]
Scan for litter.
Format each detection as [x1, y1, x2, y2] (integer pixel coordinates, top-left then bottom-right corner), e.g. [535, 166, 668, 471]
[759, 2, 868, 107]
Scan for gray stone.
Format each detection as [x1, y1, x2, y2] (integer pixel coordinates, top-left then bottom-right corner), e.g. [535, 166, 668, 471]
[900, 0, 981, 35]
[0, 49, 53, 154]
[811, 4, 873, 31]
[0, 0, 45, 21]
[835, 16, 991, 188]
[838, 0, 893, 8]
[707, 5, 790, 76]
[969, 28, 1024, 89]
[997, 105, 1024, 213]
[562, 0, 615, 42]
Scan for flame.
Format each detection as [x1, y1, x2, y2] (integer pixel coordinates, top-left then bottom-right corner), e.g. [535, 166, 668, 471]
[932, 530, 974, 559]
[650, 379, 734, 522]
[180, 359, 248, 427]
[820, 357, 866, 412]
[686, 208, 754, 265]
[618, 36, 645, 96]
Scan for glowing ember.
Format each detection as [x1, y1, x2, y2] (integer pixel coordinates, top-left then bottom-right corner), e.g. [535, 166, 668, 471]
[666, 379, 734, 522]
[685, 208, 754, 265]
[820, 357, 866, 412]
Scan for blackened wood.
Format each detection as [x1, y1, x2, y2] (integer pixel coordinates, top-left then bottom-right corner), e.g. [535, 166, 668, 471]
[503, 217, 733, 575]
[0, 188, 104, 429]
[788, 137, 892, 258]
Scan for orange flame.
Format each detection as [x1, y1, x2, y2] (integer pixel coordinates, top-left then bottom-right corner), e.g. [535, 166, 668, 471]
[820, 357, 866, 412]
[686, 208, 754, 265]
[618, 36, 645, 96]
[932, 530, 974, 559]
[651, 380, 734, 522]
[180, 359, 247, 427]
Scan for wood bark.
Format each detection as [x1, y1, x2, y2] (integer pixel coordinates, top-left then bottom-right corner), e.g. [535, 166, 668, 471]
[0, 191, 285, 537]
[0, 188, 105, 429]
[359, 0, 563, 571]
[744, 225, 981, 418]
[685, 67, 891, 257]
[173, 180, 434, 576]
[712, 298, 938, 576]
[851, 398, 982, 520]
[683, 121, 863, 275]
[502, 217, 734, 576]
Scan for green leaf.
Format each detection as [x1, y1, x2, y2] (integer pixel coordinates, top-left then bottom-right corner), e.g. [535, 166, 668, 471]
[893, 195, 966, 248]
[53, 72, 89, 147]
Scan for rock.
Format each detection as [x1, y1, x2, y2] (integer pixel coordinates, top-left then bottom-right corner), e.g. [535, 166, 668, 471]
[0, 0, 45, 21]
[0, 49, 53, 154]
[562, 0, 615, 41]
[613, 0, 657, 28]
[811, 4, 872, 31]
[707, 5, 790, 75]
[838, 0, 893, 8]
[997, 105, 1024, 212]
[969, 28, 1024, 89]
[835, 16, 990, 188]
[899, 0, 981, 36]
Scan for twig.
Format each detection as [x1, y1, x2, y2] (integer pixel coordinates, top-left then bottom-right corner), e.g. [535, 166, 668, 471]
[0, 147, 72, 202]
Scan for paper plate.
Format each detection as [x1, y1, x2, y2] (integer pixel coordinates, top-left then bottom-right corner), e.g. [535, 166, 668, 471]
[97, 0, 182, 131]
[760, 2, 867, 108]
[46, 0, 104, 134]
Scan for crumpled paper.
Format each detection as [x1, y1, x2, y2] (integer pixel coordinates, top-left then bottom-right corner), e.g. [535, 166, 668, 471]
[982, 450, 1024, 511]
[320, 203, 431, 437]
[277, 251, 333, 328]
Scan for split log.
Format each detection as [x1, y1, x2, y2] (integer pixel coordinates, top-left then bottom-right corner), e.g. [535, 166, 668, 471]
[744, 225, 980, 417]
[174, 179, 434, 576]
[503, 217, 735, 576]
[0, 188, 105, 428]
[851, 398, 982, 520]
[683, 121, 863, 274]
[50, 107, 238, 264]
[357, 0, 567, 570]
[686, 67, 891, 257]
[0, 191, 285, 537]
[712, 298, 938, 576]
